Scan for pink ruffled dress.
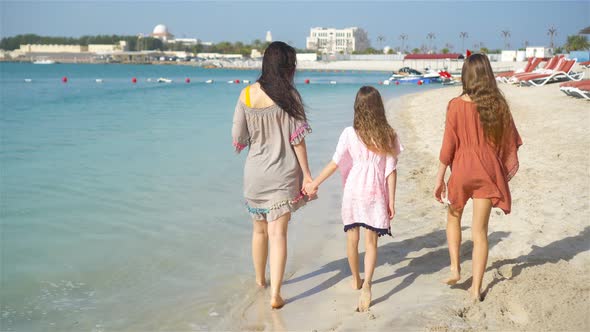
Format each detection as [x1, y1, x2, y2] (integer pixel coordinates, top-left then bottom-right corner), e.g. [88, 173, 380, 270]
[332, 127, 403, 236]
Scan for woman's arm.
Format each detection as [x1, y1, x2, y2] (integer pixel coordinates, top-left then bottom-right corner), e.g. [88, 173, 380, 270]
[433, 162, 448, 204]
[293, 139, 315, 197]
[387, 170, 397, 219]
[293, 139, 312, 179]
[304, 161, 338, 196]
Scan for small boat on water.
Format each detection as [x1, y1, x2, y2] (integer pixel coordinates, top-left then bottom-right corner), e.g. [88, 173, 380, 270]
[387, 67, 454, 84]
[157, 78, 172, 83]
[33, 58, 56, 64]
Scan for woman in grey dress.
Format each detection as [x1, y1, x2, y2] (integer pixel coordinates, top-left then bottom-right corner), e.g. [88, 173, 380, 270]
[232, 41, 314, 309]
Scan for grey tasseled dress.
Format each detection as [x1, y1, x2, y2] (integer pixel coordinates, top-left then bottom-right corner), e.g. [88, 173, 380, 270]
[232, 100, 312, 221]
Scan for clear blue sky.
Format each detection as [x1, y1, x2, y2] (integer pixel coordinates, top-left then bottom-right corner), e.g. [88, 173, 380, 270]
[1, 1, 589, 50]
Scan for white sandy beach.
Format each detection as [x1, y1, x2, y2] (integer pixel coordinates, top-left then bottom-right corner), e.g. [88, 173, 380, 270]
[218, 83, 589, 331]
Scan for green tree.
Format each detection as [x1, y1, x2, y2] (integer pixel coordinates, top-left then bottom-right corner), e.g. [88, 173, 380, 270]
[441, 48, 450, 54]
[412, 48, 420, 54]
[564, 35, 589, 51]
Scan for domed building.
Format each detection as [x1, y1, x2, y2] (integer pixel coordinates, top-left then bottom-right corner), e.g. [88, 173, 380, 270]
[151, 24, 174, 42]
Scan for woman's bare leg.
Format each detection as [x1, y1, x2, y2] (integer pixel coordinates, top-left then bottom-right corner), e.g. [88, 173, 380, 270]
[471, 198, 492, 301]
[268, 213, 290, 309]
[252, 219, 268, 287]
[444, 205, 464, 285]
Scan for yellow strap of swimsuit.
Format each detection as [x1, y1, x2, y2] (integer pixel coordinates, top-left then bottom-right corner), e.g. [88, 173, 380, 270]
[245, 85, 251, 107]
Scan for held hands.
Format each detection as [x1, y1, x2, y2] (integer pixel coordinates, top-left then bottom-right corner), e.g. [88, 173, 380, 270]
[302, 177, 319, 200]
[434, 179, 447, 204]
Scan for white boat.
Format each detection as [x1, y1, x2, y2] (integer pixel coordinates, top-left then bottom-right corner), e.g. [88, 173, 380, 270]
[24, 78, 33, 83]
[205, 79, 214, 84]
[33, 58, 56, 64]
[157, 78, 172, 83]
[95, 79, 103, 83]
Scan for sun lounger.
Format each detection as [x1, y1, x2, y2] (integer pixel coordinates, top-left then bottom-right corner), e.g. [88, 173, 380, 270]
[496, 57, 542, 82]
[559, 80, 590, 99]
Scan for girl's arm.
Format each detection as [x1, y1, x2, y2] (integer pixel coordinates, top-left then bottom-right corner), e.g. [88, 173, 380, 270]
[293, 139, 314, 192]
[387, 170, 397, 219]
[304, 161, 338, 196]
[434, 162, 448, 204]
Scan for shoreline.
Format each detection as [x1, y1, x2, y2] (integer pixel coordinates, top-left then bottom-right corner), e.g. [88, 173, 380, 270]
[218, 84, 589, 331]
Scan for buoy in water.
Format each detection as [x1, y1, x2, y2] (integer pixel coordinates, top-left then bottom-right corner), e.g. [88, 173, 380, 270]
[304, 79, 310, 84]
[234, 79, 240, 84]
[185, 78, 191, 83]
[329, 81, 337, 85]
[132, 77, 137, 83]
[24, 78, 32, 83]
[227, 80, 234, 84]
[62, 76, 68, 83]
[395, 81, 400, 85]
[95, 79, 103, 83]
[243, 80, 250, 84]
[417, 80, 423, 85]
[205, 79, 214, 84]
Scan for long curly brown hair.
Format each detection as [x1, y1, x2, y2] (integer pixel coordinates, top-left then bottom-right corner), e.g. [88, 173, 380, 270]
[462, 53, 512, 147]
[353, 86, 398, 155]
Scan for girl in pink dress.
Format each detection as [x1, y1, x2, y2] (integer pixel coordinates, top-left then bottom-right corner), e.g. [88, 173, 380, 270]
[305, 86, 402, 312]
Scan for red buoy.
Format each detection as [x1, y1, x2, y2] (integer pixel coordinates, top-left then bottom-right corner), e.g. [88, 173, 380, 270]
[418, 80, 423, 86]
[378, 81, 383, 85]
[235, 79, 240, 84]
[395, 81, 400, 85]
[304, 79, 310, 84]
[62, 76, 68, 83]
[132, 77, 137, 83]
[185, 78, 191, 83]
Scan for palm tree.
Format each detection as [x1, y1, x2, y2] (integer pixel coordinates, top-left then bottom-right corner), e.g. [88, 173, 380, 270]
[445, 42, 454, 52]
[565, 35, 590, 52]
[377, 35, 386, 50]
[547, 25, 558, 48]
[426, 32, 436, 52]
[501, 30, 511, 49]
[399, 33, 408, 52]
[459, 32, 469, 53]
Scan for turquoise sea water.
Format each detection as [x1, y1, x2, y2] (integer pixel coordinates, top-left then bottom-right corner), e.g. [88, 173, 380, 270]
[0, 63, 442, 331]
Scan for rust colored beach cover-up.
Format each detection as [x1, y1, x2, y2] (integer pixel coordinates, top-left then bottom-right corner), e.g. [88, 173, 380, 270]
[439, 97, 522, 214]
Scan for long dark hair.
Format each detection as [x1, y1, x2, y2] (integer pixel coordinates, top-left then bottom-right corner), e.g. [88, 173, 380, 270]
[258, 41, 306, 121]
[461, 53, 512, 147]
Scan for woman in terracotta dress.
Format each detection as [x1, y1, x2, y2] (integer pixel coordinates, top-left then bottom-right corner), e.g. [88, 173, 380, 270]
[434, 53, 522, 301]
[232, 41, 313, 309]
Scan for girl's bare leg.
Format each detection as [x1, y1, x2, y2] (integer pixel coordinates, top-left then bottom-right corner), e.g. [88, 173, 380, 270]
[268, 213, 290, 309]
[444, 205, 464, 285]
[252, 219, 268, 287]
[346, 227, 362, 289]
[471, 198, 492, 301]
[358, 230, 378, 312]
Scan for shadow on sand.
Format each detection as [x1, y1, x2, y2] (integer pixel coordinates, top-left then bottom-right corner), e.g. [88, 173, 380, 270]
[286, 227, 510, 305]
[453, 226, 590, 299]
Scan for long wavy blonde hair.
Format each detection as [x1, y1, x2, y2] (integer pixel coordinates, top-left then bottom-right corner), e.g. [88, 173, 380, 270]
[353, 86, 398, 155]
[462, 53, 512, 147]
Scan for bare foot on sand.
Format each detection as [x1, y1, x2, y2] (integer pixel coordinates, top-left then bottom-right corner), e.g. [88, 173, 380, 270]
[351, 277, 363, 290]
[357, 283, 372, 312]
[270, 294, 285, 309]
[443, 267, 461, 285]
[256, 278, 266, 288]
[468, 287, 482, 303]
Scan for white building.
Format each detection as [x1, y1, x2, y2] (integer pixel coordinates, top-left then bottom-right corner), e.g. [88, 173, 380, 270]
[168, 38, 200, 46]
[306, 27, 369, 54]
[266, 31, 272, 43]
[526, 47, 553, 59]
[151, 24, 174, 42]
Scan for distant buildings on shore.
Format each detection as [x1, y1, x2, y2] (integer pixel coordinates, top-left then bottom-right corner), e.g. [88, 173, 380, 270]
[306, 27, 369, 54]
